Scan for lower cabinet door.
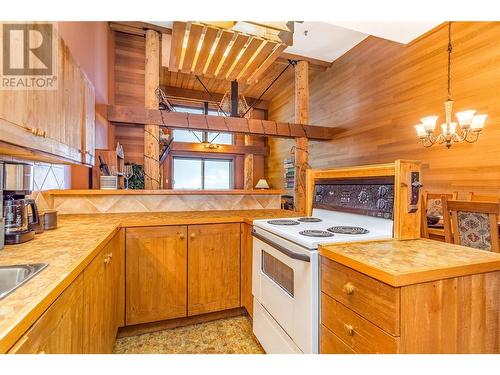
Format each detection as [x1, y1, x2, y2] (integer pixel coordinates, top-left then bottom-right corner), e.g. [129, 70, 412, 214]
[125, 226, 188, 325]
[187, 223, 241, 316]
[83, 233, 121, 354]
[8, 274, 85, 354]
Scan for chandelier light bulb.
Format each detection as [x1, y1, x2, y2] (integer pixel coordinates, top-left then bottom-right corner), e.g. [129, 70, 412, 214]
[470, 114, 488, 130]
[455, 110, 476, 127]
[420, 116, 439, 132]
[415, 124, 427, 138]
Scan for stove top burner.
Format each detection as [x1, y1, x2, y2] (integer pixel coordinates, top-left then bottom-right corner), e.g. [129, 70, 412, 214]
[299, 230, 334, 238]
[267, 219, 300, 226]
[327, 226, 370, 235]
[297, 217, 323, 223]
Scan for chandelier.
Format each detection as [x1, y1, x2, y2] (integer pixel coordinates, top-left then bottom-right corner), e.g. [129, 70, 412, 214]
[219, 90, 250, 117]
[414, 22, 488, 148]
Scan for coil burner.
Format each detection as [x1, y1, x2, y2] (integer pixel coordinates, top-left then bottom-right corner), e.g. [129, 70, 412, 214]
[327, 226, 370, 235]
[299, 230, 334, 238]
[267, 219, 300, 226]
[297, 217, 323, 223]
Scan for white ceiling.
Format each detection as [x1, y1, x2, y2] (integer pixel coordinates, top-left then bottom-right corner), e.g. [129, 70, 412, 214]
[329, 21, 442, 44]
[149, 21, 442, 63]
[285, 22, 368, 62]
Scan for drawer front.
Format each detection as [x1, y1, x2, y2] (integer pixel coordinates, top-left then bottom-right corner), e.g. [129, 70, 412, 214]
[321, 292, 399, 354]
[320, 324, 356, 354]
[321, 258, 400, 335]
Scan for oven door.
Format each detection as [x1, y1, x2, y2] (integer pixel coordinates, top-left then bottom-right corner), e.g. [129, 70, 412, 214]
[252, 228, 318, 353]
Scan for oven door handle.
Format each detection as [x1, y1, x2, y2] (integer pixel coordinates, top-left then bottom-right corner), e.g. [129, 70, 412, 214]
[252, 229, 310, 262]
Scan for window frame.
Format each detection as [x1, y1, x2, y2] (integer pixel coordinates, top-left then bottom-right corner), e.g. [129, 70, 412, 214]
[172, 155, 235, 190]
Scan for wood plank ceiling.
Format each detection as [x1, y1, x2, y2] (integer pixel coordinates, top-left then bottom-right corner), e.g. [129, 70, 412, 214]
[162, 21, 295, 102]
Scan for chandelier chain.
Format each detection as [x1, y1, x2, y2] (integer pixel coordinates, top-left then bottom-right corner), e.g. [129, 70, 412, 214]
[447, 21, 452, 101]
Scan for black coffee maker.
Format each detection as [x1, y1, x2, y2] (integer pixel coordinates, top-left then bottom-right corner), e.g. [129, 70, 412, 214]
[2, 162, 39, 245]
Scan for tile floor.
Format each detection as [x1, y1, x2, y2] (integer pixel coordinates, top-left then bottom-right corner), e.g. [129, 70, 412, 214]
[113, 316, 265, 354]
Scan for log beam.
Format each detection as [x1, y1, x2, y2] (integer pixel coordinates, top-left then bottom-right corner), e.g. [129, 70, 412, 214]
[144, 29, 161, 189]
[294, 60, 309, 213]
[107, 105, 337, 140]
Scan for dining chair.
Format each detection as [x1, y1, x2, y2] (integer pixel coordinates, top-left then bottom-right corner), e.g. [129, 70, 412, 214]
[420, 191, 458, 238]
[467, 192, 500, 202]
[442, 198, 500, 252]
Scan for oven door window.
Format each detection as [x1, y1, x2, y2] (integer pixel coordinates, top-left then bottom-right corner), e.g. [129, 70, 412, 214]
[261, 250, 294, 297]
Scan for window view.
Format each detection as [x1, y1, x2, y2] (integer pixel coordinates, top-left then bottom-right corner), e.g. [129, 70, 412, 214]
[172, 106, 233, 145]
[173, 157, 233, 190]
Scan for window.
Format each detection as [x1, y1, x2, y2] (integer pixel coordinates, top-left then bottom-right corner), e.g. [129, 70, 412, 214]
[173, 157, 233, 190]
[172, 105, 233, 145]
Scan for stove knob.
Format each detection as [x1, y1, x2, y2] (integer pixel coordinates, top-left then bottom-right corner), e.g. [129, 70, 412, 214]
[378, 186, 389, 197]
[376, 198, 387, 210]
[358, 191, 369, 204]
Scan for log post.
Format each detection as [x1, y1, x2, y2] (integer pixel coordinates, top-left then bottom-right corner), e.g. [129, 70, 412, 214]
[294, 60, 309, 213]
[244, 135, 254, 190]
[144, 29, 160, 189]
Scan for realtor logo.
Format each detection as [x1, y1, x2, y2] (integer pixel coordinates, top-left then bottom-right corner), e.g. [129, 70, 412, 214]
[0, 22, 57, 90]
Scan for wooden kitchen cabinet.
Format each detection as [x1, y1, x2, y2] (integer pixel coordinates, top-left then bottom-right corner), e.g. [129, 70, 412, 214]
[0, 29, 95, 165]
[241, 223, 254, 317]
[125, 226, 188, 325]
[8, 274, 85, 354]
[320, 256, 500, 354]
[187, 223, 241, 316]
[83, 231, 123, 353]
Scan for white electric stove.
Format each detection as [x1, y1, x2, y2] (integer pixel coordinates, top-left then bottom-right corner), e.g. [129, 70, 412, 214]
[251, 177, 395, 354]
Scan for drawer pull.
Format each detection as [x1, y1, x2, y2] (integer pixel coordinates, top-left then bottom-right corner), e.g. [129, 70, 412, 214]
[190, 233, 196, 239]
[342, 282, 355, 295]
[179, 233, 185, 240]
[343, 324, 355, 336]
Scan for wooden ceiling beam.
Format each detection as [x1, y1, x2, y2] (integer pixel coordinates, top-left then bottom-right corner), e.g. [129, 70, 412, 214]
[275, 52, 331, 72]
[246, 43, 287, 84]
[109, 22, 172, 36]
[169, 22, 186, 72]
[107, 105, 338, 140]
[160, 85, 269, 110]
[171, 141, 269, 156]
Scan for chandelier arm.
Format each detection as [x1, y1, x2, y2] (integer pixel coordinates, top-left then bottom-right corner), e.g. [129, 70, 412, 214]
[464, 131, 481, 143]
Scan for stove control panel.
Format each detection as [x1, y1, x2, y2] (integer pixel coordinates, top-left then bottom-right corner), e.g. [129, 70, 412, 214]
[313, 177, 394, 219]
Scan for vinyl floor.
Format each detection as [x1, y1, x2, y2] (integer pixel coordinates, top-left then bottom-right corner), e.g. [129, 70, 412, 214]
[113, 315, 265, 354]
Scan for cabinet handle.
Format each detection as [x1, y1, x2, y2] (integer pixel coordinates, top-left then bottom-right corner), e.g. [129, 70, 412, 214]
[190, 233, 196, 239]
[343, 324, 355, 336]
[342, 282, 355, 295]
[104, 255, 110, 265]
[108, 252, 113, 259]
[38, 350, 46, 354]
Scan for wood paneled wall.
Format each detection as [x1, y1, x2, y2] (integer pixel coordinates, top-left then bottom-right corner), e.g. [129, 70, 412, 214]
[266, 22, 500, 197]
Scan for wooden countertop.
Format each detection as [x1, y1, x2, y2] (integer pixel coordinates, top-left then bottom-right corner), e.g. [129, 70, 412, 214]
[45, 189, 284, 196]
[319, 239, 500, 287]
[0, 209, 296, 353]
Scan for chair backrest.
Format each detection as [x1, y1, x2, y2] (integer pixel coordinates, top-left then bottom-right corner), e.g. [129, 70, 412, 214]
[467, 192, 500, 202]
[442, 198, 500, 252]
[420, 191, 458, 238]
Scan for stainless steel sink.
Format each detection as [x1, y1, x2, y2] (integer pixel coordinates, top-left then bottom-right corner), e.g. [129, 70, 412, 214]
[0, 264, 48, 300]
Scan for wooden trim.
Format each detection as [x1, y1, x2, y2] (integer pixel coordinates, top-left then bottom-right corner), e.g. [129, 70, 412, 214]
[117, 307, 246, 338]
[44, 189, 283, 196]
[107, 105, 337, 140]
[109, 22, 172, 37]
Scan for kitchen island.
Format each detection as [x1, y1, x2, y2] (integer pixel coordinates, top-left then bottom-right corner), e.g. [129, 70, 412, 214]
[319, 239, 500, 353]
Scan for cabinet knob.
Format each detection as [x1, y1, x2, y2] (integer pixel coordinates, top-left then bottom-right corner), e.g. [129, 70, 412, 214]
[38, 350, 46, 354]
[342, 282, 355, 295]
[108, 252, 113, 259]
[104, 255, 110, 265]
[343, 324, 355, 336]
[179, 233, 185, 240]
[190, 233, 196, 239]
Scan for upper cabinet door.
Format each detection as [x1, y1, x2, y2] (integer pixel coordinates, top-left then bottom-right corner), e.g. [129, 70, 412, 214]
[0, 24, 95, 165]
[187, 223, 241, 316]
[125, 226, 188, 325]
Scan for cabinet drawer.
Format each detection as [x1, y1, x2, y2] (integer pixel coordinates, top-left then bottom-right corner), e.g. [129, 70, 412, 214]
[321, 293, 398, 354]
[321, 258, 400, 335]
[320, 324, 356, 354]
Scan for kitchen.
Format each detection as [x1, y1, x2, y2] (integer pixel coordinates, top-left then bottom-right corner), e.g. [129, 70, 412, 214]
[1, 0, 500, 371]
